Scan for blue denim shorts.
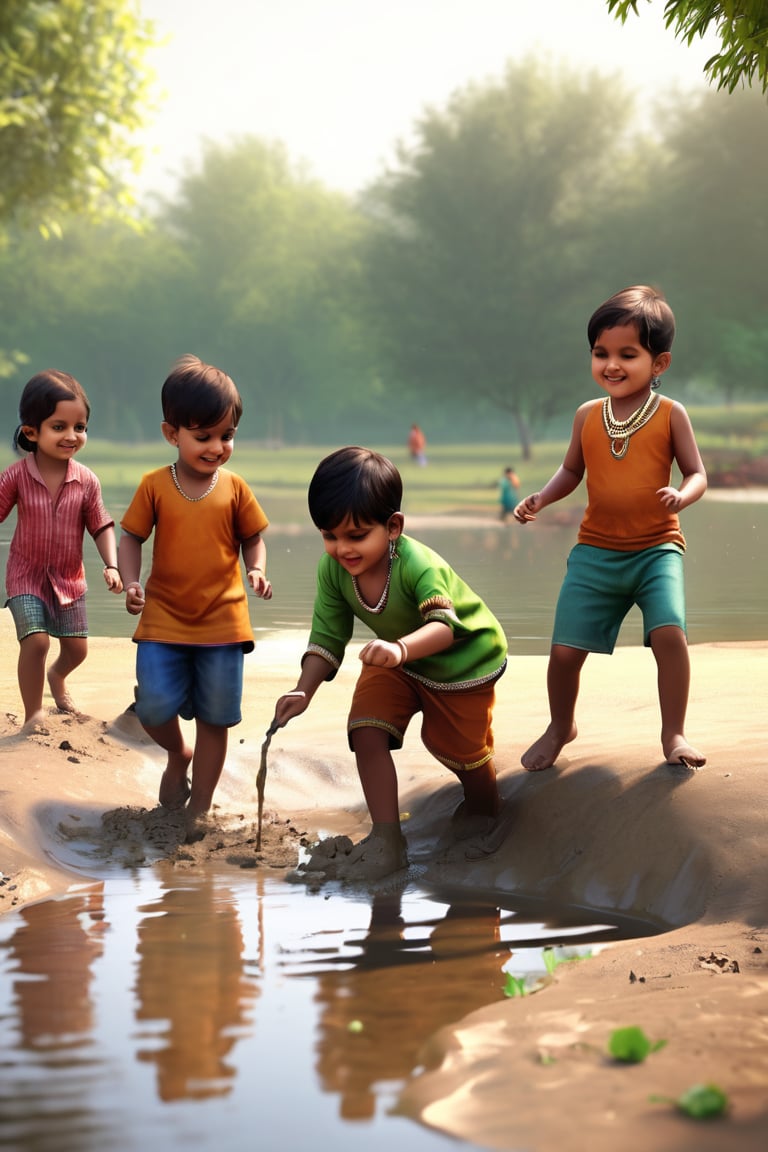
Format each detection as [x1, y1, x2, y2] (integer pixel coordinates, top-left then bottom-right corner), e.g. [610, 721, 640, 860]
[134, 641, 244, 728]
[6, 594, 88, 641]
[552, 543, 686, 653]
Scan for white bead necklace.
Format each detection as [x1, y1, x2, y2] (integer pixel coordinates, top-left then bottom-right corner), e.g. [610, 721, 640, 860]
[602, 392, 660, 459]
[352, 553, 393, 614]
[170, 462, 219, 501]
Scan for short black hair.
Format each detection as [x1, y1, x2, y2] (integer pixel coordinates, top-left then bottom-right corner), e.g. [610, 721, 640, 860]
[15, 370, 90, 453]
[161, 354, 243, 428]
[308, 446, 403, 530]
[588, 285, 675, 357]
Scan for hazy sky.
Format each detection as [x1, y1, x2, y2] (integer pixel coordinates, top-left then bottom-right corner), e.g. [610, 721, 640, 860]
[136, 0, 722, 198]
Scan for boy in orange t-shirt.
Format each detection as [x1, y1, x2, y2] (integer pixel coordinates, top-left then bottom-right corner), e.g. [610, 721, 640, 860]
[119, 355, 272, 833]
[514, 286, 707, 773]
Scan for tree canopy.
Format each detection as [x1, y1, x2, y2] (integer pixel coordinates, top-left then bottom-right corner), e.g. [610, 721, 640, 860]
[361, 61, 655, 456]
[0, 0, 158, 233]
[607, 0, 768, 93]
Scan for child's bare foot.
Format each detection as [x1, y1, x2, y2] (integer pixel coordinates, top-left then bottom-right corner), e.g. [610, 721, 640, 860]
[521, 723, 577, 771]
[21, 709, 47, 734]
[47, 670, 78, 714]
[301, 824, 408, 882]
[184, 810, 212, 844]
[664, 739, 706, 769]
[158, 750, 193, 810]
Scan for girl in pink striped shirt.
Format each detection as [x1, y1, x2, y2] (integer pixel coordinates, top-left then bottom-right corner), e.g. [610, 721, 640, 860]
[0, 370, 123, 730]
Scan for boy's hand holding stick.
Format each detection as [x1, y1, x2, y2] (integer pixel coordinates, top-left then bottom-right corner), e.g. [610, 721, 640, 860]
[256, 692, 306, 851]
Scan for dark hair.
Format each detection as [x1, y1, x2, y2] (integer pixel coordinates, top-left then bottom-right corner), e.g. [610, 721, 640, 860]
[14, 370, 90, 453]
[587, 285, 675, 356]
[308, 446, 403, 530]
[161, 354, 243, 429]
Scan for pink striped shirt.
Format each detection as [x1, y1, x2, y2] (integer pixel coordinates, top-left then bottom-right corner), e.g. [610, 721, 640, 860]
[0, 455, 114, 607]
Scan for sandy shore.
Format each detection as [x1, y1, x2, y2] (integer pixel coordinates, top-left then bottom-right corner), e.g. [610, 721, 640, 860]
[0, 610, 766, 1151]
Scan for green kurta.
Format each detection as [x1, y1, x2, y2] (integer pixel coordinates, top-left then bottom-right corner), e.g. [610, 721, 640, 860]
[306, 534, 507, 691]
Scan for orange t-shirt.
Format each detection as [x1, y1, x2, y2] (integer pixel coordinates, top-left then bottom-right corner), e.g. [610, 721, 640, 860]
[577, 395, 686, 552]
[120, 466, 269, 648]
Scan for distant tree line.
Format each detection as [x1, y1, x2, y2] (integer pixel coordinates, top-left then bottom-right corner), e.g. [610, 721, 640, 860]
[1, 58, 767, 453]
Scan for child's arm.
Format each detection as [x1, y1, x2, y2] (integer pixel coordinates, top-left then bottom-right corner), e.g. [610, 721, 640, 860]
[273, 654, 334, 728]
[241, 532, 272, 600]
[514, 404, 590, 524]
[358, 620, 453, 668]
[118, 531, 145, 615]
[657, 403, 708, 511]
[93, 525, 123, 593]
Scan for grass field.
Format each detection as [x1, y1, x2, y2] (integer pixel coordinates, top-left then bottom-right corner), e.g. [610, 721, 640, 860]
[83, 401, 768, 522]
[83, 440, 577, 523]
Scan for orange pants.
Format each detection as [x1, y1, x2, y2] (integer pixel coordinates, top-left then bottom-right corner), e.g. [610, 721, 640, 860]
[348, 664, 497, 772]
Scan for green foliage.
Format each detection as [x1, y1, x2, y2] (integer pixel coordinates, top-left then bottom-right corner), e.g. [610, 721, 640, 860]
[362, 59, 655, 456]
[155, 137, 376, 443]
[607, 1, 768, 93]
[675, 1082, 729, 1119]
[503, 973, 528, 998]
[608, 1025, 667, 1063]
[651, 1082, 730, 1119]
[504, 946, 591, 998]
[542, 946, 589, 975]
[0, 0, 159, 231]
[2, 60, 768, 444]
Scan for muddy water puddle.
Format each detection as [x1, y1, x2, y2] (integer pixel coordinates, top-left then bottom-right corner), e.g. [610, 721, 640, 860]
[0, 868, 658, 1151]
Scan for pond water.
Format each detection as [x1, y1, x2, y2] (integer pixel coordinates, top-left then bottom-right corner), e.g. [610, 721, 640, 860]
[0, 868, 658, 1152]
[54, 496, 768, 648]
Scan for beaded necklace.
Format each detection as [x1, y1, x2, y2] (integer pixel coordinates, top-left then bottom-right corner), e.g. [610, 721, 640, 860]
[170, 462, 219, 501]
[352, 553, 393, 614]
[602, 392, 660, 459]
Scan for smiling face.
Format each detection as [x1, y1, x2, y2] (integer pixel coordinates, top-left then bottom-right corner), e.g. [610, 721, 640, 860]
[590, 323, 671, 410]
[319, 513, 402, 580]
[162, 410, 237, 482]
[23, 398, 89, 462]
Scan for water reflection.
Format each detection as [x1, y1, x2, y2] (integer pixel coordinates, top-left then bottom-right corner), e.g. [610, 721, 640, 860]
[286, 893, 506, 1122]
[5, 886, 106, 1050]
[0, 872, 650, 1151]
[134, 876, 258, 1101]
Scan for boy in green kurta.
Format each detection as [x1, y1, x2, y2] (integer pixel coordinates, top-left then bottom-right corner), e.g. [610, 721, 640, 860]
[272, 446, 507, 881]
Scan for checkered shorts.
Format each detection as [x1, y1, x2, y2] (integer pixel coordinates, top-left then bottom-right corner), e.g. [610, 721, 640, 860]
[6, 594, 88, 641]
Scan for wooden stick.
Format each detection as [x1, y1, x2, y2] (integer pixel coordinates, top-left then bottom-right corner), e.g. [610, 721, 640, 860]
[256, 720, 279, 851]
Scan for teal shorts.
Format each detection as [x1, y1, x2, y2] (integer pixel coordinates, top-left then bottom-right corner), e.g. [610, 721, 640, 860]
[552, 543, 686, 654]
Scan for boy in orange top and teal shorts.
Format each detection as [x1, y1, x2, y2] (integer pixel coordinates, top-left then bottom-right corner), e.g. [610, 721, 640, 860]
[119, 355, 273, 835]
[272, 446, 508, 881]
[514, 285, 707, 773]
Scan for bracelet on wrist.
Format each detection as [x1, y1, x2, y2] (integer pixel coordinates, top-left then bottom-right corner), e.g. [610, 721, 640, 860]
[247, 567, 264, 574]
[395, 638, 409, 666]
[104, 565, 120, 573]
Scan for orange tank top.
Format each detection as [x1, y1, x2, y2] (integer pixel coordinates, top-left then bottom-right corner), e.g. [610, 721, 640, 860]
[577, 394, 686, 552]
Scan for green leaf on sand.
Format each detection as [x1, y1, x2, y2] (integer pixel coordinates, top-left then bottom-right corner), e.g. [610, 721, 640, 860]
[608, 1026, 667, 1063]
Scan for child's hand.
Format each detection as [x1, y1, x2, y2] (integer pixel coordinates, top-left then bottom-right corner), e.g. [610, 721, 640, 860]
[247, 567, 273, 600]
[103, 565, 124, 594]
[513, 493, 540, 523]
[125, 581, 145, 615]
[273, 690, 307, 727]
[359, 639, 405, 667]
[657, 485, 683, 511]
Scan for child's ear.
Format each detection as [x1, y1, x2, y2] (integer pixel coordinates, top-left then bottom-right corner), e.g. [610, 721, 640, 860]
[388, 512, 404, 540]
[20, 425, 38, 443]
[161, 422, 179, 447]
[653, 351, 672, 377]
